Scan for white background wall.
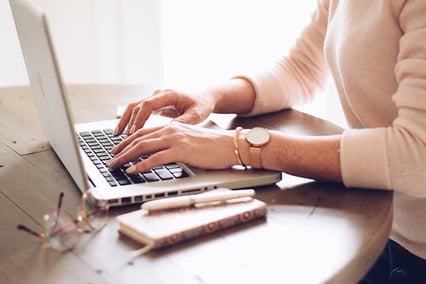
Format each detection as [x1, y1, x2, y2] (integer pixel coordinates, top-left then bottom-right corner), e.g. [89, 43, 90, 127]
[0, 0, 27, 86]
[1, 0, 345, 126]
[160, 0, 314, 87]
[1, 0, 162, 86]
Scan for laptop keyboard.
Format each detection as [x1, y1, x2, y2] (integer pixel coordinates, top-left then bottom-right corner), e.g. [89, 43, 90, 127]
[77, 129, 189, 187]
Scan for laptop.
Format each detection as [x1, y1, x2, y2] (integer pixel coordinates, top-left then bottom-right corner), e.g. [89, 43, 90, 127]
[9, 0, 281, 207]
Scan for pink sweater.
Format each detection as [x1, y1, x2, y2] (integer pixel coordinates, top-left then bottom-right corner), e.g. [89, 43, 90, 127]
[242, 0, 426, 258]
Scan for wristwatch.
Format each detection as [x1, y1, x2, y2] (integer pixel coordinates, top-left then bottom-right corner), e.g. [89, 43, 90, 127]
[245, 127, 270, 169]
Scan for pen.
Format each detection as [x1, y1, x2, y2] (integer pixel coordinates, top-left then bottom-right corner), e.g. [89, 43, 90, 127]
[141, 189, 255, 211]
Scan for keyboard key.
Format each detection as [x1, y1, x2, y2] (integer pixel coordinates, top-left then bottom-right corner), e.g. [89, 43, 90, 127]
[143, 172, 160, 182]
[169, 167, 189, 178]
[128, 173, 146, 184]
[154, 168, 174, 180]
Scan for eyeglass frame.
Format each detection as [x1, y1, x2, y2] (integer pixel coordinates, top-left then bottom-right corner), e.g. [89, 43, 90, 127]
[17, 189, 110, 251]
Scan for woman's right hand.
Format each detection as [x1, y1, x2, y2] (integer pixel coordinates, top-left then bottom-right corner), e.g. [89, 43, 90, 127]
[113, 88, 215, 136]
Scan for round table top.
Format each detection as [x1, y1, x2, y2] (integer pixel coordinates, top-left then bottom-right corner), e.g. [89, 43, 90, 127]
[0, 85, 392, 284]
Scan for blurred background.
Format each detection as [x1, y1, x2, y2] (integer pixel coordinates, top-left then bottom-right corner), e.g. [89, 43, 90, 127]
[1, 0, 345, 126]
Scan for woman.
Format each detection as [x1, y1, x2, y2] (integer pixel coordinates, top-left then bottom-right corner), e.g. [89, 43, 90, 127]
[108, 0, 426, 282]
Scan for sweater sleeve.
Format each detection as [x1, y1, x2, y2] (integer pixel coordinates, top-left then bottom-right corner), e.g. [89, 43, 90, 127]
[341, 0, 426, 196]
[236, 0, 330, 116]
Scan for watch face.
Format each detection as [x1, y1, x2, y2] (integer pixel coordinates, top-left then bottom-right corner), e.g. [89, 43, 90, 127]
[246, 127, 270, 146]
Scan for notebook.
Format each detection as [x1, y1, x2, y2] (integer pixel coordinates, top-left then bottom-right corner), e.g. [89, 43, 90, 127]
[9, 0, 281, 207]
[116, 189, 267, 253]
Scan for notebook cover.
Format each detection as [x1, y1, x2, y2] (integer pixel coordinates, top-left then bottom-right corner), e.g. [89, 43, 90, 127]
[116, 198, 267, 250]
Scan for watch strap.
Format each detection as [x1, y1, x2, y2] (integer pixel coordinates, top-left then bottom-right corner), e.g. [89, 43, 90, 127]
[249, 146, 262, 169]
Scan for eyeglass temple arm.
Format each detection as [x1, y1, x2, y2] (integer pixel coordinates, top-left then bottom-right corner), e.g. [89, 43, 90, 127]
[52, 192, 65, 229]
[56, 192, 64, 216]
[17, 224, 46, 239]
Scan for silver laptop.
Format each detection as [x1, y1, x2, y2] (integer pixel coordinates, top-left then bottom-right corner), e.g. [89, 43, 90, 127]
[9, 0, 281, 207]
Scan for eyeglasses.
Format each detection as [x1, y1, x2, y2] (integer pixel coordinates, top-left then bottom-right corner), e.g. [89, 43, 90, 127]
[17, 189, 109, 251]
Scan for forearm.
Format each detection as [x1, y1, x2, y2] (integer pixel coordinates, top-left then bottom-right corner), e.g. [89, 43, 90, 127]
[209, 78, 256, 115]
[238, 130, 343, 183]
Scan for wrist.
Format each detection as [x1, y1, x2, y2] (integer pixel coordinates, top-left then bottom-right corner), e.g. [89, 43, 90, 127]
[233, 127, 247, 169]
[211, 78, 255, 114]
[234, 128, 270, 169]
[245, 127, 270, 169]
[238, 130, 251, 167]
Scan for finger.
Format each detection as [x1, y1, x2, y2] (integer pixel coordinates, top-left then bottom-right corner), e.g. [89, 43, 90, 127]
[155, 106, 180, 118]
[173, 110, 204, 124]
[110, 133, 139, 157]
[108, 136, 165, 170]
[128, 92, 179, 135]
[126, 150, 174, 174]
[114, 102, 138, 135]
[152, 88, 174, 96]
[110, 124, 170, 164]
[111, 126, 163, 155]
[114, 90, 174, 136]
[172, 103, 210, 124]
[127, 103, 155, 135]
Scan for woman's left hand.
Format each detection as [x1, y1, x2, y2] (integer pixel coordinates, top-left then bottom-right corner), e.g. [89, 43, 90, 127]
[107, 121, 236, 174]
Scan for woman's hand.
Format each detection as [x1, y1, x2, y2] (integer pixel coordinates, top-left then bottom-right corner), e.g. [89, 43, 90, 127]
[113, 89, 215, 136]
[108, 121, 236, 174]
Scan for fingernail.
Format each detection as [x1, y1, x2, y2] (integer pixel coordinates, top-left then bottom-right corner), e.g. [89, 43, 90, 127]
[113, 126, 119, 136]
[107, 159, 117, 169]
[129, 125, 136, 135]
[126, 166, 137, 174]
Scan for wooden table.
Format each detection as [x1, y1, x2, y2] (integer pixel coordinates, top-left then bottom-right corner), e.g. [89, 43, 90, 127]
[0, 85, 392, 284]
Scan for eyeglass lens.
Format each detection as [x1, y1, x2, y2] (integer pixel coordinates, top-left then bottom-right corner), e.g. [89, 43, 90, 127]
[17, 190, 109, 251]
